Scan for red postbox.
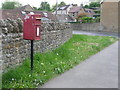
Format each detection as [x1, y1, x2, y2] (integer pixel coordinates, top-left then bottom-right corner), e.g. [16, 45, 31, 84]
[23, 14, 41, 40]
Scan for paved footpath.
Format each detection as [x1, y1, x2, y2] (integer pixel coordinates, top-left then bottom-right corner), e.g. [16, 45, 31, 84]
[73, 30, 119, 38]
[41, 41, 118, 88]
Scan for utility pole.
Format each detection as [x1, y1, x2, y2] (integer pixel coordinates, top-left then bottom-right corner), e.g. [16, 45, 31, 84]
[55, 0, 58, 15]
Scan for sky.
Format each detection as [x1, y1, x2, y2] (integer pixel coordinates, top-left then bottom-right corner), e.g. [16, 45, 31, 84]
[0, 0, 90, 8]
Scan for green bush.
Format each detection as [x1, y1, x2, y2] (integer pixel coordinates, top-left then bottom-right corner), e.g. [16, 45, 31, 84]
[81, 17, 93, 20]
[94, 10, 100, 14]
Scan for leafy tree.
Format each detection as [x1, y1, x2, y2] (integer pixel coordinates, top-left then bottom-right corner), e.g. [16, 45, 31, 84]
[51, 1, 66, 11]
[38, 2, 51, 11]
[84, 2, 100, 8]
[51, 5, 57, 11]
[33, 6, 38, 10]
[89, 2, 100, 8]
[84, 5, 89, 8]
[58, 1, 66, 7]
[2, 1, 22, 9]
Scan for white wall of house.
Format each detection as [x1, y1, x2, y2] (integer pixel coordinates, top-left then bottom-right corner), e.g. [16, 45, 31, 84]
[66, 5, 73, 14]
[55, 4, 73, 15]
[57, 10, 67, 14]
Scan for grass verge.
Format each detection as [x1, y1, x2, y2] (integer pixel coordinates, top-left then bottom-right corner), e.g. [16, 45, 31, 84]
[2, 35, 117, 88]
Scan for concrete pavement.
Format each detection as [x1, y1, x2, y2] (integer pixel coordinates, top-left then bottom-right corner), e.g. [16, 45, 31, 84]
[41, 41, 118, 88]
[73, 30, 119, 38]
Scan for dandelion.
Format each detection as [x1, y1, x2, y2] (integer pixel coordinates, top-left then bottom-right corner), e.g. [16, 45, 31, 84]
[40, 80, 43, 83]
[41, 63, 44, 65]
[56, 53, 59, 55]
[43, 71, 46, 74]
[12, 78, 14, 81]
[36, 83, 39, 86]
[29, 75, 31, 77]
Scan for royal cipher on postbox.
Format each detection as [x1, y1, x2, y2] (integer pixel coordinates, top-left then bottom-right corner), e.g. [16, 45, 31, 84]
[23, 14, 41, 40]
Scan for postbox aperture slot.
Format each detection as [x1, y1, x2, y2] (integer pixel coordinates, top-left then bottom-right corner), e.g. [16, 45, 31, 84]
[35, 16, 41, 20]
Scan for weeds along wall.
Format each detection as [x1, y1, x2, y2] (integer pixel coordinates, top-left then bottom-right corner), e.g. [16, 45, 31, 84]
[0, 18, 72, 70]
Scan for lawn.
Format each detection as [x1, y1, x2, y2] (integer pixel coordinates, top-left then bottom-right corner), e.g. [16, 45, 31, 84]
[2, 35, 117, 88]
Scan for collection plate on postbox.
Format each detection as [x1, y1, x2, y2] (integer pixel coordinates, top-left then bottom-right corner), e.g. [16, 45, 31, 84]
[23, 14, 41, 40]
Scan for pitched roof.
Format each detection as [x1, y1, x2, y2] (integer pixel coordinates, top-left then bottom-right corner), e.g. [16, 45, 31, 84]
[0, 9, 23, 20]
[57, 5, 70, 10]
[69, 6, 82, 13]
[0, 4, 34, 20]
[85, 8, 95, 15]
[0, 5, 57, 21]
[34, 11, 57, 21]
[15, 4, 33, 11]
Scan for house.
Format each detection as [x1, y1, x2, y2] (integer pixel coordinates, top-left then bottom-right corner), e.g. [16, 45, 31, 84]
[89, 7, 101, 18]
[84, 8, 95, 17]
[54, 4, 73, 15]
[100, 0, 119, 32]
[68, 4, 86, 20]
[0, 4, 57, 22]
[0, 4, 33, 20]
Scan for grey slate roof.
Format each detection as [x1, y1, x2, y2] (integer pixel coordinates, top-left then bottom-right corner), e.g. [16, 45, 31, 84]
[57, 5, 70, 10]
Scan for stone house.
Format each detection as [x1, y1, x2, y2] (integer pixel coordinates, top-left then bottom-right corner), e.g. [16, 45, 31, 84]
[68, 4, 86, 20]
[100, 0, 120, 32]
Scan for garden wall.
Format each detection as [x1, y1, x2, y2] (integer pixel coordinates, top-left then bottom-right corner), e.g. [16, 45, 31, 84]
[70, 23, 118, 33]
[0, 18, 72, 70]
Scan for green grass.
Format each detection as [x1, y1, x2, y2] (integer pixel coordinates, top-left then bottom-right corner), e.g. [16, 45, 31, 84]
[2, 35, 117, 88]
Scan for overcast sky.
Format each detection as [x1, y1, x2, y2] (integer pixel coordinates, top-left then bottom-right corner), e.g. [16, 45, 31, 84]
[0, 0, 90, 8]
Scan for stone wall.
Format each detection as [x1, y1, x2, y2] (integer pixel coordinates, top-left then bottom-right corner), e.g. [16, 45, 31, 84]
[70, 23, 118, 33]
[70, 23, 100, 32]
[0, 18, 72, 70]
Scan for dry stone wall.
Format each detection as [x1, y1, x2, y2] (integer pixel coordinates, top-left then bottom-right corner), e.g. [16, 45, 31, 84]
[0, 18, 72, 70]
[71, 23, 118, 33]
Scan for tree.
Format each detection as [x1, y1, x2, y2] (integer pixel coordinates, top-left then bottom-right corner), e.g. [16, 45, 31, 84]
[2, 1, 22, 9]
[51, 5, 57, 11]
[84, 5, 89, 8]
[84, 2, 100, 8]
[38, 2, 51, 11]
[58, 1, 66, 7]
[33, 6, 38, 10]
[89, 2, 100, 8]
[51, 1, 66, 11]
